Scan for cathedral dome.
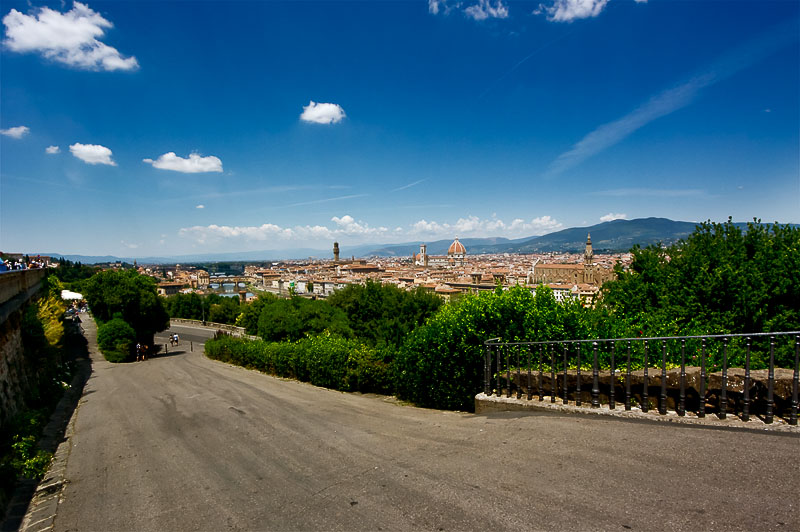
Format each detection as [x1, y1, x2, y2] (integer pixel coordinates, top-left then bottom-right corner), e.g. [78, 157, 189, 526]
[448, 237, 466, 255]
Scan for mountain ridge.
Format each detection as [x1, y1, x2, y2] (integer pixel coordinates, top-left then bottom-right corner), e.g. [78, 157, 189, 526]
[34, 218, 796, 264]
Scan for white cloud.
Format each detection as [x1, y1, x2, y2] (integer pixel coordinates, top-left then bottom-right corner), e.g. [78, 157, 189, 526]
[120, 240, 138, 249]
[196, 204, 205, 209]
[45, 145, 60, 154]
[408, 214, 562, 238]
[535, 0, 609, 22]
[143, 152, 223, 173]
[69, 142, 116, 166]
[179, 214, 564, 248]
[0, 125, 30, 138]
[300, 101, 346, 124]
[464, 0, 509, 21]
[2, 2, 139, 71]
[600, 212, 627, 222]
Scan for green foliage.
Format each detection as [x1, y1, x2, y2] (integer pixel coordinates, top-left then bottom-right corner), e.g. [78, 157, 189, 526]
[601, 219, 800, 366]
[204, 333, 392, 394]
[97, 318, 136, 362]
[163, 292, 206, 320]
[395, 285, 604, 411]
[328, 280, 442, 348]
[208, 296, 242, 325]
[84, 269, 169, 339]
[235, 293, 279, 334]
[1, 408, 54, 509]
[52, 258, 99, 288]
[257, 296, 351, 342]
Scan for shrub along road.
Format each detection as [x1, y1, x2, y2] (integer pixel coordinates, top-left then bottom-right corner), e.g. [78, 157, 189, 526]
[51, 323, 797, 532]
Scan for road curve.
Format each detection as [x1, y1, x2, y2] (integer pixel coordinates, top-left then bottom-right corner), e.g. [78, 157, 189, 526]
[53, 318, 798, 532]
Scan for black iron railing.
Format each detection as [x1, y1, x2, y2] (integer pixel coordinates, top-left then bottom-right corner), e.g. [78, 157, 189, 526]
[483, 332, 800, 425]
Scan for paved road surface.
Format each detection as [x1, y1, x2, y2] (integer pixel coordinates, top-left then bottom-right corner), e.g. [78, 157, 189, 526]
[53, 318, 798, 531]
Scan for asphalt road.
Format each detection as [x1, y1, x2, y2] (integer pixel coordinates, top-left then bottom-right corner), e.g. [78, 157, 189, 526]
[53, 318, 798, 532]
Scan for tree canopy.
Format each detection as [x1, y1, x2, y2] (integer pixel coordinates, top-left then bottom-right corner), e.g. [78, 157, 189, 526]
[84, 269, 169, 339]
[601, 219, 800, 336]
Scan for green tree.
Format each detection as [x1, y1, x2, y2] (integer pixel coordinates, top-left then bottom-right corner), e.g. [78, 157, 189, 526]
[257, 296, 351, 342]
[96, 318, 136, 362]
[235, 293, 279, 334]
[327, 280, 442, 348]
[84, 270, 169, 340]
[208, 297, 242, 325]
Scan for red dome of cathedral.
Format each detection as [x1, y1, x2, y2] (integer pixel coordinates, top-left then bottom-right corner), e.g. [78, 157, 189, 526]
[447, 237, 466, 255]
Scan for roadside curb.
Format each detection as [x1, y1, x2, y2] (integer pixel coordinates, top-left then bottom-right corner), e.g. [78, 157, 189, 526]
[475, 393, 800, 434]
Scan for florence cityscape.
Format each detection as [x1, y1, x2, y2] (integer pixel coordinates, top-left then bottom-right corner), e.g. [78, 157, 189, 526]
[1, 1, 799, 531]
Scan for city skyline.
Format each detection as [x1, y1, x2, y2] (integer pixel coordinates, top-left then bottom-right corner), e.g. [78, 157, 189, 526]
[1, 0, 798, 257]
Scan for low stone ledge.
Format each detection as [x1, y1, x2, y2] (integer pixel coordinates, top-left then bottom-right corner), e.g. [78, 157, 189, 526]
[474, 393, 800, 433]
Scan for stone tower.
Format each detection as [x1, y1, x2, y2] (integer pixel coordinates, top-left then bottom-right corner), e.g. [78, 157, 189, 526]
[584, 233, 594, 284]
[420, 243, 428, 267]
[333, 242, 340, 263]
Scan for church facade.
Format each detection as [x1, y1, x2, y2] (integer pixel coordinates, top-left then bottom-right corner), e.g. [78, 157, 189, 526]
[526, 234, 614, 287]
[415, 238, 466, 268]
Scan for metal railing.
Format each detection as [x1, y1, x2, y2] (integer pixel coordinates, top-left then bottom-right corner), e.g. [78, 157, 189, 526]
[483, 332, 800, 425]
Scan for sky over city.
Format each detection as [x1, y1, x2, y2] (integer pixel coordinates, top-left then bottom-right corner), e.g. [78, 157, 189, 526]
[1, 0, 798, 257]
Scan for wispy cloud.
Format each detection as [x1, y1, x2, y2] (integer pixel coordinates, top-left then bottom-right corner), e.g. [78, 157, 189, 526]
[288, 194, 368, 207]
[2, 2, 138, 71]
[535, 0, 609, 23]
[544, 19, 798, 178]
[599, 212, 626, 222]
[593, 188, 705, 198]
[45, 145, 60, 154]
[391, 179, 425, 192]
[429, 0, 508, 21]
[0, 126, 29, 138]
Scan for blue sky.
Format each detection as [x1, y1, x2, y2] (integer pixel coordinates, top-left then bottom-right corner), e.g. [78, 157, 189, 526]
[1, 0, 798, 257]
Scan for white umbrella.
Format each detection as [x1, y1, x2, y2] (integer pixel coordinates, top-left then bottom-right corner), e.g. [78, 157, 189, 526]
[61, 289, 83, 300]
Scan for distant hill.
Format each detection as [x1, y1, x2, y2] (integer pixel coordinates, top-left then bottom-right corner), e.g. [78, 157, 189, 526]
[492, 217, 701, 254]
[37, 218, 796, 263]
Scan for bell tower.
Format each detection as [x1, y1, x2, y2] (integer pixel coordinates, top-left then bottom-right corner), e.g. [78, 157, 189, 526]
[333, 242, 340, 263]
[584, 233, 594, 284]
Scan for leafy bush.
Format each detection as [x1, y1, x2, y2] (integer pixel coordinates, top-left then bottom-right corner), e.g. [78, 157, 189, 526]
[204, 333, 392, 394]
[395, 285, 605, 411]
[328, 280, 442, 348]
[257, 297, 351, 342]
[97, 318, 136, 362]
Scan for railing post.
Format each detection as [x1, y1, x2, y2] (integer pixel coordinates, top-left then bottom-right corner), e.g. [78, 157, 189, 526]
[660, 340, 667, 415]
[527, 346, 533, 401]
[515, 347, 522, 399]
[563, 344, 569, 405]
[609, 341, 616, 410]
[699, 338, 706, 418]
[625, 340, 631, 411]
[766, 336, 775, 424]
[591, 342, 600, 408]
[538, 347, 544, 401]
[551, 344, 557, 403]
[484, 344, 491, 396]
[495, 345, 501, 397]
[642, 341, 649, 413]
[719, 337, 728, 420]
[743, 336, 751, 422]
[791, 335, 799, 426]
[506, 346, 512, 399]
[679, 339, 686, 416]
[576, 345, 582, 407]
